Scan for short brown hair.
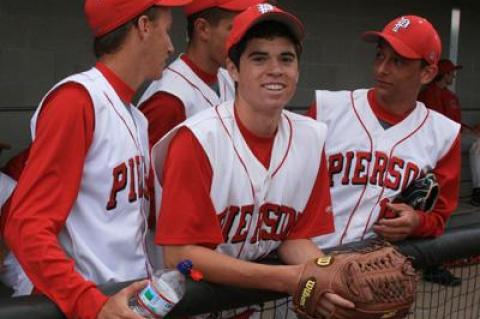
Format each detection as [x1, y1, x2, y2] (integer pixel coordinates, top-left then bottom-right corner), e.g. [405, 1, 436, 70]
[186, 8, 236, 42]
[93, 6, 162, 58]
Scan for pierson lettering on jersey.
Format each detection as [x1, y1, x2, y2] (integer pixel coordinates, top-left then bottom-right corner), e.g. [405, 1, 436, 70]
[107, 155, 149, 210]
[328, 151, 421, 192]
[218, 203, 298, 244]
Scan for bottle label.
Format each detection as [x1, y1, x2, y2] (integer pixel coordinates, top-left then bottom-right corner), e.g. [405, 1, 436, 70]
[138, 283, 176, 317]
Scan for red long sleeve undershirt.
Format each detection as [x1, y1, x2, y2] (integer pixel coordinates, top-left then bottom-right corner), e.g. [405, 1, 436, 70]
[306, 89, 461, 238]
[4, 63, 135, 319]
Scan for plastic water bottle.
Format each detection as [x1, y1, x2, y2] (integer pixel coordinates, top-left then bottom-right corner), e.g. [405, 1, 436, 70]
[131, 260, 200, 318]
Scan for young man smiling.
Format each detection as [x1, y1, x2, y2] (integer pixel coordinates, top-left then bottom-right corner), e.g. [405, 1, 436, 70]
[152, 4, 358, 318]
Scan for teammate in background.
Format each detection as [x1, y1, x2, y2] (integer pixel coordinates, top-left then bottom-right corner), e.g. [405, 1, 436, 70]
[308, 16, 461, 279]
[153, 4, 357, 318]
[3, 0, 190, 318]
[138, 0, 263, 149]
[419, 59, 480, 207]
[0, 156, 32, 297]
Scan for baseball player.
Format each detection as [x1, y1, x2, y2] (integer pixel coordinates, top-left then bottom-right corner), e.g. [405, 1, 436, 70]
[0, 171, 33, 297]
[419, 59, 480, 207]
[138, 0, 263, 149]
[3, 0, 190, 319]
[152, 4, 358, 318]
[309, 16, 461, 249]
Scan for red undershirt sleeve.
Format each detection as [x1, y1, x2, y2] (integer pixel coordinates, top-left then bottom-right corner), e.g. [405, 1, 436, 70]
[155, 127, 224, 247]
[138, 92, 187, 149]
[305, 102, 317, 119]
[287, 151, 335, 239]
[411, 134, 461, 237]
[3, 83, 108, 319]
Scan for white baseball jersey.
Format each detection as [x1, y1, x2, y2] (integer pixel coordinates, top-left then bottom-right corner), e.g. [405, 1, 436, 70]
[138, 55, 235, 114]
[152, 101, 329, 261]
[312, 89, 460, 248]
[0, 173, 15, 207]
[30, 67, 151, 284]
[0, 172, 33, 296]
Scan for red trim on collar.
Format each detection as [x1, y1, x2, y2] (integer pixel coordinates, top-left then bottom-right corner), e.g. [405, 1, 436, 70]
[95, 62, 134, 104]
[368, 89, 414, 125]
[180, 54, 218, 86]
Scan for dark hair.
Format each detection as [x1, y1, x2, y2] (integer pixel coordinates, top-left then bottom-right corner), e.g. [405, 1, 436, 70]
[227, 20, 302, 69]
[93, 6, 162, 58]
[186, 8, 236, 42]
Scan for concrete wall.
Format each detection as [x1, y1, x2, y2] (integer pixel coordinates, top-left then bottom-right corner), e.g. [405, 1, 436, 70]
[0, 0, 479, 164]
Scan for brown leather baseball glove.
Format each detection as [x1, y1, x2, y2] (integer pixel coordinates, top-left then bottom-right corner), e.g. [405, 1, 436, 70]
[293, 243, 418, 319]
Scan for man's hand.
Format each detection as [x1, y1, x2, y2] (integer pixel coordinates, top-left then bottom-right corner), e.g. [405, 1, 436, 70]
[373, 202, 420, 241]
[97, 280, 148, 319]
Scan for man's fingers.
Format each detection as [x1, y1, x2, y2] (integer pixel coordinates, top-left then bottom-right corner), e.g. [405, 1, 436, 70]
[325, 292, 355, 309]
[122, 280, 149, 298]
[376, 215, 409, 227]
[385, 202, 412, 212]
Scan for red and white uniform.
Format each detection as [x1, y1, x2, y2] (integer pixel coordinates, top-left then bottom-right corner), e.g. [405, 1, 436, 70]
[139, 54, 235, 148]
[419, 84, 480, 189]
[138, 55, 236, 266]
[419, 84, 461, 124]
[0, 173, 14, 207]
[310, 89, 461, 249]
[5, 64, 150, 319]
[153, 101, 334, 260]
[0, 172, 33, 297]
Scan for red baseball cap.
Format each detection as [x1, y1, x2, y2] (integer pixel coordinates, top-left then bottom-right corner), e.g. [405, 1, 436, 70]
[226, 3, 304, 53]
[362, 15, 442, 65]
[438, 58, 462, 75]
[84, 0, 193, 37]
[184, 0, 263, 16]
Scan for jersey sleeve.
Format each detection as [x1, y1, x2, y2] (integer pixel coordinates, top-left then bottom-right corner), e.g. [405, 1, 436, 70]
[287, 150, 335, 239]
[138, 92, 187, 150]
[3, 83, 108, 319]
[411, 133, 461, 237]
[305, 102, 317, 119]
[155, 127, 224, 247]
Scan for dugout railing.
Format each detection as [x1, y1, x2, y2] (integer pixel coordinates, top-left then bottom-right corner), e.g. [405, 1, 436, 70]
[1, 212, 480, 319]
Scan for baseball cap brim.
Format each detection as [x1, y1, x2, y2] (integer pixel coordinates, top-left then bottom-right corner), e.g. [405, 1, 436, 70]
[219, 0, 264, 11]
[362, 31, 421, 60]
[184, 0, 261, 16]
[155, 0, 193, 6]
[227, 9, 304, 53]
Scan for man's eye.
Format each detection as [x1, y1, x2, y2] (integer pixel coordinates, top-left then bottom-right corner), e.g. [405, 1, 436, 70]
[393, 57, 404, 66]
[252, 56, 266, 62]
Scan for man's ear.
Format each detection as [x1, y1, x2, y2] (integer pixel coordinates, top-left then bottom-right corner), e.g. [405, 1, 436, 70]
[135, 15, 152, 40]
[226, 57, 239, 82]
[420, 64, 438, 85]
[193, 18, 210, 42]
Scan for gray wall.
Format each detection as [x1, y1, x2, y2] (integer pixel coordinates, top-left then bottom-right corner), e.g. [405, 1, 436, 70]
[1, 0, 479, 165]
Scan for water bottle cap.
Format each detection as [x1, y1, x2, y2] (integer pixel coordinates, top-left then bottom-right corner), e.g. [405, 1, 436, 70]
[176, 260, 193, 275]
